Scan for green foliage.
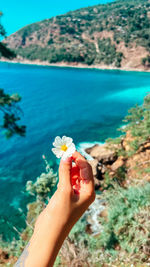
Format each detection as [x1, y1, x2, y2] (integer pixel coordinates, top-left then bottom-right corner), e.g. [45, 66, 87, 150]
[0, 235, 28, 259]
[96, 38, 123, 67]
[0, 24, 6, 38]
[142, 55, 150, 66]
[98, 183, 150, 253]
[0, 88, 26, 138]
[69, 217, 88, 243]
[0, 12, 15, 59]
[106, 136, 124, 145]
[104, 171, 111, 185]
[47, 38, 54, 45]
[55, 183, 150, 266]
[54, 255, 61, 267]
[0, 42, 16, 59]
[16, 41, 97, 65]
[18, 23, 41, 38]
[26, 157, 57, 201]
[114, 166, 127, 183]
[0, 13, 25, 138]
[60, 25, 76, 35]
[120, 94, 150, 151]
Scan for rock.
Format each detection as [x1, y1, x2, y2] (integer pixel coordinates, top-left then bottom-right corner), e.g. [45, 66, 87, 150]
[122, 131, 135, 151]
[0, 248, 17, 265]
[98, 163, 107, 174]
[89, 159, 105, 190]
[94, 178, 101, 190]
[99, 209, 108, 219]
[89, 160, 104, 179]
[126, 142, 150, 181]
[143, 142, 150, 150]
[86, 144, 117, 164]
[111, 156, 125, 171]
[138, 141, 150, 152]
[88, 159, 99, 176]
[109, 171, 115, 177]
[85, 224, 93, 234]
[0, 249, 9, 260]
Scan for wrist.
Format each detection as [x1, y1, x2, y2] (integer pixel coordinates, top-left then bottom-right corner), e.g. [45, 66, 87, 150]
[44, 190, 73, 229]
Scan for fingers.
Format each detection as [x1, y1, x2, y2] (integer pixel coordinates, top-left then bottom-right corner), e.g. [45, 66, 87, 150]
[72, 151, 87, 167]
[59, 157, 72, 190]
[72, 151, 93, 181]
[58, 151, 94, 192]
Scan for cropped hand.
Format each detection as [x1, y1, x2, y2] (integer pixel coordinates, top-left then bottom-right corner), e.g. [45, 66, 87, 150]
[57, 151, 95, 224]
[38, 151, 95, 229]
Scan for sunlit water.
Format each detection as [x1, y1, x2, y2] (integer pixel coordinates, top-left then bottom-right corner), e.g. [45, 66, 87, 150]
[0, 62, 150, 240]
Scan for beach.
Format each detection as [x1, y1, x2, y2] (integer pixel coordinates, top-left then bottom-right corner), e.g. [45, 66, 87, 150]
[0, 57, 150, 72]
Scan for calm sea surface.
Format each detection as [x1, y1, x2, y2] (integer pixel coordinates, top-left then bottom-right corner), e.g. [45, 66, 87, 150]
[0, 62, 150, 240]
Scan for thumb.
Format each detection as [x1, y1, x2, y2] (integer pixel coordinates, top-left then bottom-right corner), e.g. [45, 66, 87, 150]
[59, 157, 72, 191]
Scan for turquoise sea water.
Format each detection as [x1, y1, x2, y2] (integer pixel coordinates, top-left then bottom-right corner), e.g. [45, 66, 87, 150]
[0, 62, 150, 240]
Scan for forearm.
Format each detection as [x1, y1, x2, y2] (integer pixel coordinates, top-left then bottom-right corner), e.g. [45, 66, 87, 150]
[16, 206, 72, 267]
[27, 214, 71, 266]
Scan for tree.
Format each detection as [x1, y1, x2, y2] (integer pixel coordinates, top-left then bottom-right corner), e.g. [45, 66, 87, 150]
[121, 94, 150, 150]
[0, 12, 15, 59]
[0, 89, 26, 138]
[142, 55, 150, 67]
[0, 12, 26, 137]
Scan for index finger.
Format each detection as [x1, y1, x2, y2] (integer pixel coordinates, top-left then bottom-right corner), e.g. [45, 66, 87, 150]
[72, 151, 93, 181]
[72, 151, 87, 167]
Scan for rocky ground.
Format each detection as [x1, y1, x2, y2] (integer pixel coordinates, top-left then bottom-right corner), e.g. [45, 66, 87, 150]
[87, 131, 150, 191]
[0, 249, 16, 266]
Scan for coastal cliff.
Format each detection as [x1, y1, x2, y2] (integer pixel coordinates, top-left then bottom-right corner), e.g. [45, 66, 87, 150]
[88, 132, 150, 190]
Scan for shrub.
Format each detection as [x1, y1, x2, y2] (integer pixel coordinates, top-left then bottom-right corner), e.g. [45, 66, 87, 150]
[26, 156, 57, 201]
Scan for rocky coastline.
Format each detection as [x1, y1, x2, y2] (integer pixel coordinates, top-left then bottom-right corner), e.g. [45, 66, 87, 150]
[87, 132, 150, 191]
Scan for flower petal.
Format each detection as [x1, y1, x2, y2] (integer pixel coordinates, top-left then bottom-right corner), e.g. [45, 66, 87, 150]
[65, 137, 73, 146]
[67, 143, 76, 153]
[53, 136, 63, 147]
[52, 148, 64, 158]
[61, 136, 69, 144]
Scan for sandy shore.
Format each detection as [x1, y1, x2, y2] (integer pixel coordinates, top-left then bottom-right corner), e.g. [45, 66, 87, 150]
[0, 58, 150, 72]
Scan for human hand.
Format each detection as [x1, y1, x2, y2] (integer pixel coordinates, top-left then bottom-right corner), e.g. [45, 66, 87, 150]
[39, 151, 95, 229]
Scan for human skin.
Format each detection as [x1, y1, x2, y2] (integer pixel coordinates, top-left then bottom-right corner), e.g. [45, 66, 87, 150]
[15, 151, 95, 267]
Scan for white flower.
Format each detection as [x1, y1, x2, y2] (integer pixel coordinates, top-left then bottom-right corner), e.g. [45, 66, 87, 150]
[52, 136, 76, 160]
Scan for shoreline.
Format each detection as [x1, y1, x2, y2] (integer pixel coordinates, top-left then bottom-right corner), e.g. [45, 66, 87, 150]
[0, 58, 150, 73]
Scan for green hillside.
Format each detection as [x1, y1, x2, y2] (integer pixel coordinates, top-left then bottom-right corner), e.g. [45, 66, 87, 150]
[3, 0, 150, 69]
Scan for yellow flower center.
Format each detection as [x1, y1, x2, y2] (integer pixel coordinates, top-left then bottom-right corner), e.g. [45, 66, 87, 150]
[61, 144, 68, 152]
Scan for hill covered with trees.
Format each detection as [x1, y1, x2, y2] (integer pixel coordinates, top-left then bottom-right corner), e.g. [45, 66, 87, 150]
[2, 0, 150, 70]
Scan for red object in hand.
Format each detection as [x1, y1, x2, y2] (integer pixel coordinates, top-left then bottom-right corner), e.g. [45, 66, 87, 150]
[71, 165, 80, 189]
